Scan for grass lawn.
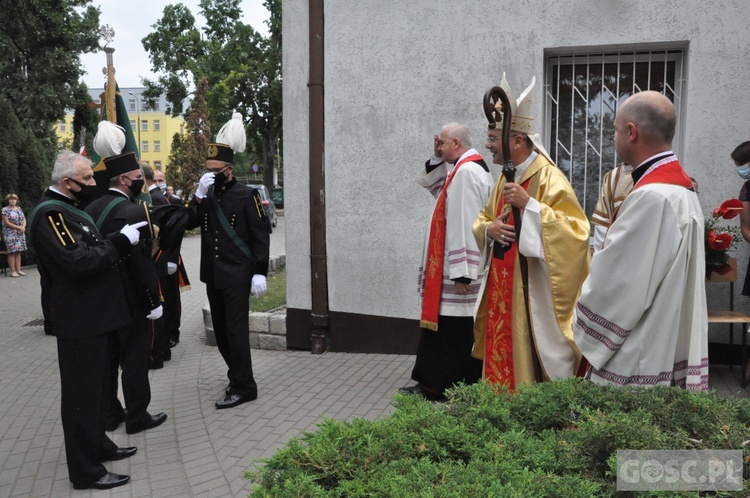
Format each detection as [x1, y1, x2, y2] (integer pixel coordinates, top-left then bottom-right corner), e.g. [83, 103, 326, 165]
[250, 267, 286, 312]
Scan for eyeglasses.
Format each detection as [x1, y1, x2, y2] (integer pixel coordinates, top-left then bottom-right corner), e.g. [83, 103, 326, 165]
[205, 165, 229, 174]
[486, 134, 522, 143]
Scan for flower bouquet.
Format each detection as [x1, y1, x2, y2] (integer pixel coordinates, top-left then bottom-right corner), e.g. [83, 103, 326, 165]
[705, 199, 743, 277]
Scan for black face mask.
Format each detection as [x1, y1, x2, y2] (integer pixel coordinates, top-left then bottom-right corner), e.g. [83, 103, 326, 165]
[68, 179, 101, 204]
[127, 179, 145, 198]
[214, 170, 228, 186]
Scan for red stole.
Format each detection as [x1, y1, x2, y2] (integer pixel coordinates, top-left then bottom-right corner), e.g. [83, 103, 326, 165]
[612, 156, 692, 225]
[632, 156, 692, 191]
[484, 178, 531, 388]
[420, 153, 483, 331]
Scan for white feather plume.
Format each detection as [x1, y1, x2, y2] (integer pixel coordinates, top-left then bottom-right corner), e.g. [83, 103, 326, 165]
[215, 112, 246, 153]
[93, 121, 126, 158]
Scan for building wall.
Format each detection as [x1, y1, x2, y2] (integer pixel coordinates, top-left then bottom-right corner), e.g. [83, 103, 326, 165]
[284, 0, 750, 350]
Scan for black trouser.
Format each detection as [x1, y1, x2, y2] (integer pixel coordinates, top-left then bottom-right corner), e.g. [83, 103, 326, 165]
[411, 315, 483, 394]
[150, 275, 171, 363]
[160, 272, 182, 344]
[103, 313, 152, 427]
[206, 283, 257, 396]
[57, 333, 118, 485]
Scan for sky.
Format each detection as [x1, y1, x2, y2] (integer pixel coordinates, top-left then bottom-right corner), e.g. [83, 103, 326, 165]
[80, 0, 270, 89]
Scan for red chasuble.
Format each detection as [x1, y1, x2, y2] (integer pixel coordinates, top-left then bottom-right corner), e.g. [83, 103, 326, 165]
[420, 153, 484, 331]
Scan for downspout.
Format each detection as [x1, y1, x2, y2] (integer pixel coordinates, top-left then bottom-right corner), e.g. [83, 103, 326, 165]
[308, 0, 328, 354]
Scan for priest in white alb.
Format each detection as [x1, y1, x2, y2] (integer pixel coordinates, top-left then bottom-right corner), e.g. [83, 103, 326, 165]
[399, 123, 494, 401]
[574, 91, 708, 391]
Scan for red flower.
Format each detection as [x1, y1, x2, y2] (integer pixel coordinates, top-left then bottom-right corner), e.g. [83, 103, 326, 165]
[708, 230, 733, 251]
[712, 199, 743, 220]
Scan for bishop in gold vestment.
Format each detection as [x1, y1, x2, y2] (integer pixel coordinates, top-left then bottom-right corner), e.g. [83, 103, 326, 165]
[472, 74, 590, 389]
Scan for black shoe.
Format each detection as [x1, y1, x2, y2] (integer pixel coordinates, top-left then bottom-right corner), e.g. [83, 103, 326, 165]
[103, 446, 137, 462]
[126, 412, 167, 434]
[149, 359, 164, 370]
[73, 472, 130, 490]
[215, 392, 257, 409]
[397, 384, 447, 402]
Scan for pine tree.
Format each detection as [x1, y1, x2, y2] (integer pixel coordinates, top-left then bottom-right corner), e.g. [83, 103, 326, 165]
[178, 78, 211, 200]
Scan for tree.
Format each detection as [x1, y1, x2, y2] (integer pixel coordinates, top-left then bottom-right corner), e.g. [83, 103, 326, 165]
[0, 0, 101, 134]
[0, 96, 52, 213]
[142, 0, 281, 191]
[71, 83, 102, 156]
[0, 0, 101, 204]
[169, 77, 212, 200]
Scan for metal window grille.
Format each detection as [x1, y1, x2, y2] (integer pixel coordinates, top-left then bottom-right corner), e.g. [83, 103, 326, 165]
[544, 49, 685, 222]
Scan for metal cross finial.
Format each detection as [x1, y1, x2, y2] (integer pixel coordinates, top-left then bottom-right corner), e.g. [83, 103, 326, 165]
[99, 25, 115, 45]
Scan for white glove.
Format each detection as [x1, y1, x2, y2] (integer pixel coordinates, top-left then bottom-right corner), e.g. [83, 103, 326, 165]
[251, 274, 267, 297]
[195, 172, 215, 199]
[120, 221, 148, 245]
[146, 305, 163, 320]
[167, 262, 178, 275]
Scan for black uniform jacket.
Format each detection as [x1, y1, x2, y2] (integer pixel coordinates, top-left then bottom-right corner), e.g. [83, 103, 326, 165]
[150, 203, 194, 278]
[190, 178, 271, 289]
[85, 190, 161, 313]
[29, 189, 133, 339]
[149, 186, 169, 207]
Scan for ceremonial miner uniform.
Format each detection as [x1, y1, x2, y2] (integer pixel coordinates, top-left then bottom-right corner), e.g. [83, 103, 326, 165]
[193, 175, 271, 399]
[85, 150, 165, 433]
[30, 188, 132, 487]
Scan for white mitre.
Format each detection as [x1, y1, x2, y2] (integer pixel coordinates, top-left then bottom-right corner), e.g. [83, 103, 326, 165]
[493, 72, 552, 162]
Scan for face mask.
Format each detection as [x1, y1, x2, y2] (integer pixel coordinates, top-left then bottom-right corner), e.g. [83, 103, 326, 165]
[737, 164, 750, 180]
[214, 169, 228, 185]
[128, 179, 145, 197]
[68, 179, 101, 204]
[158, 184, 167, 193]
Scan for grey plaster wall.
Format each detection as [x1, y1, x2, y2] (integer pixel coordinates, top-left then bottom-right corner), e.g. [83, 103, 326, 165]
[283, 0, 750, 322]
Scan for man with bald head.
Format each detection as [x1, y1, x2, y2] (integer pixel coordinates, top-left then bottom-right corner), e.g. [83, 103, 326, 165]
[574, 91, 708, 391]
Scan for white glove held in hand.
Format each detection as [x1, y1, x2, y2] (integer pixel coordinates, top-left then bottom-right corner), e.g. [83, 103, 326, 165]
[120, 221, 148, 245]
[146, 305, 163, 320]
[167, 262, 178, 275]
[251, 275, 267, 297]
[195, 172, 215, 199]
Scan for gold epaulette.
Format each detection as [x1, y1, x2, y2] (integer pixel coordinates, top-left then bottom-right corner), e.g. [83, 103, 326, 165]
[253, 193, 264, 219]
[46, 213, 76, 246]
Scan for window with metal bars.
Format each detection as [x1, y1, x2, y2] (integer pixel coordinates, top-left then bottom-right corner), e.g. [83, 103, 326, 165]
[544, 49, 685, 224]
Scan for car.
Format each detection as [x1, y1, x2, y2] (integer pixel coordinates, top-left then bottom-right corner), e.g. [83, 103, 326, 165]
[248, 184, 278, 228]
[271, 186, 284, 209]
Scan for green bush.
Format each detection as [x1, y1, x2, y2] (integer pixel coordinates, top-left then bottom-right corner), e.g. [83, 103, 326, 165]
[245, 379, 750, 497]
